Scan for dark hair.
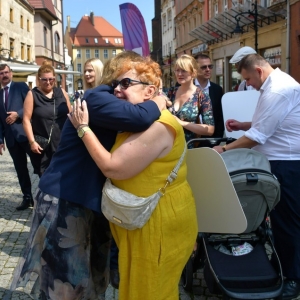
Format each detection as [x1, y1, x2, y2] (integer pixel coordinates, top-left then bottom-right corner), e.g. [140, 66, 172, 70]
[237, 54, 268, 73]
[194, 54, 211, 60]
[0, 64, 11, 71]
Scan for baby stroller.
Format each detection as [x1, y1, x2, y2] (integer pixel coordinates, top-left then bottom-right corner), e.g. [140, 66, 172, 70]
[182, 138, 283, 300]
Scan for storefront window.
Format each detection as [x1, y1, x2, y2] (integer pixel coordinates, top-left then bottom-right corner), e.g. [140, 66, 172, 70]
[229, 63, 241, 91]
[262, 46, 281, 68]
[215, 59, 224, 90]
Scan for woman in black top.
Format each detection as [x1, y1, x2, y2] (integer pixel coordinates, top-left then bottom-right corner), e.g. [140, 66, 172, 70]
[23, 61, 71, 176]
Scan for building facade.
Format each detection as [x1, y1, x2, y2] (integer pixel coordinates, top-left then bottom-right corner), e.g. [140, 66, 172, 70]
[172, 0, 287, 92]
[0, 0, 35, 83]
[161, 0, 177, 88]
[64, 12, 124, 91]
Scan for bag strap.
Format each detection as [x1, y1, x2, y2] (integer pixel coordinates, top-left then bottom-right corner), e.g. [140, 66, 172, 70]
[47, 95, 56, 142]
[159, 144, 187, 194]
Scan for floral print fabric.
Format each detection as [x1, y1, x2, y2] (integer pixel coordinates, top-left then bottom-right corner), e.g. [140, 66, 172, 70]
[169, 87, 214, 148]
[11, 189, 111, 300]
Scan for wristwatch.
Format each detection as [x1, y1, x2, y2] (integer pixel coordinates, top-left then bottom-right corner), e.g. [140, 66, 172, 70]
[78, 126, 91, 138]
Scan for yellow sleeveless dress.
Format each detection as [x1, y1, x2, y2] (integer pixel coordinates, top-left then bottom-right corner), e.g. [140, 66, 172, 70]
[110, 110, 198, 300]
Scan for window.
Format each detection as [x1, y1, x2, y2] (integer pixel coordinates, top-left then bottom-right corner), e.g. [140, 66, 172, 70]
[94, 38, 98, 43]
[85, 38, 89, 43]
[10, 39, 14, 57]
[115, 38, 118, 43]
[118, 38, 121, 43]
[104, 49, 108, 59]
[224, 0, 228, 10]
[20, 15, 23, 28]
[77, 49, 81, 58]
[112, 49, 116, 57]
[105, 38, 109, 43]
[214, 3, 218, 15]
[77, 63, 82, 73]
[27, 19, 30, 31]
[43, 26, 47, 48]
[162, 15, 166, 31]
[10, 8, 13, 22]
[54, 0, 57, 7]
[86, 49, 90, 59]
[167, 10, 172, 29]
[21, 43, 25, 60]
[54, 32, 60, 54]
[95, 49, 99, 58]
[27, 46, 31, 62]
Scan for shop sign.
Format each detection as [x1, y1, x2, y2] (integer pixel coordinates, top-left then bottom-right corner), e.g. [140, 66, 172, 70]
[263, 46, 281, 66]
[192, 43, 208, 55]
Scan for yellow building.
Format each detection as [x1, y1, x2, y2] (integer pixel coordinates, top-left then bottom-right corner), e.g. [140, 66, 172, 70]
[64, 12, 124, 90]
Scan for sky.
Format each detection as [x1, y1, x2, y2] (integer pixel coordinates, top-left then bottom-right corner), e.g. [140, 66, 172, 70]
[63, 0, 154, 42]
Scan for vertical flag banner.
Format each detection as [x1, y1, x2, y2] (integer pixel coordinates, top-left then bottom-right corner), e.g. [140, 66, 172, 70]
[119, 3, 150, 56]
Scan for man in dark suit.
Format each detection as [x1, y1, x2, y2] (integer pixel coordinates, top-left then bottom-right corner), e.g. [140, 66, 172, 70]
[0, 63, 33, 210]
[194, 54, 224, 138]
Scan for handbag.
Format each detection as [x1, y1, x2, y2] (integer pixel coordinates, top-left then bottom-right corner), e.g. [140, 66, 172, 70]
[101, 144, 187, 230]
[33, 97, 56, 150]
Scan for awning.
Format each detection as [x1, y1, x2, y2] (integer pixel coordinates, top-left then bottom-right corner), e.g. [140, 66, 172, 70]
[0, 61, 81, 77]
[189, 4, 286, 45]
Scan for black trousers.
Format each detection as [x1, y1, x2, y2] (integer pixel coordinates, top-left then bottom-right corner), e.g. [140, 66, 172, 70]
[7, 140, 32, 199]
[270, 160, 300, 280]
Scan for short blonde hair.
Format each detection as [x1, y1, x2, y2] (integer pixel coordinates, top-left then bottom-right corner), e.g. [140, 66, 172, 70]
[175, 54, 198, 78]
[83, 58, 104, 89]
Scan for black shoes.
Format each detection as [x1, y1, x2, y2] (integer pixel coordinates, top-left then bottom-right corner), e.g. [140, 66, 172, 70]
[282, 279, 300, 300]
[110, 269, 120, 289]
[16, 197, 34, 210]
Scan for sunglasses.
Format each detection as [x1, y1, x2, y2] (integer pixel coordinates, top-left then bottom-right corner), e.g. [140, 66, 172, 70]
[111, 78, 149, 90]
[200, 64, 214, 70]
[39, 77, 55, 83]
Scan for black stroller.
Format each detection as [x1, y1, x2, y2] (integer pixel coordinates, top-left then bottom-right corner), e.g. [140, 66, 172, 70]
[182, 138, 283, 300]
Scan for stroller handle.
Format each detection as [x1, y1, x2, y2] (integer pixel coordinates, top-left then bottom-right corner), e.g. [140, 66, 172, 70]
[187, 137, 236, 148]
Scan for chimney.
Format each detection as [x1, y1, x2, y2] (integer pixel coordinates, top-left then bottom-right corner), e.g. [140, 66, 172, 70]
[90, 11, 94, 26]
[67, 15, 70, 33]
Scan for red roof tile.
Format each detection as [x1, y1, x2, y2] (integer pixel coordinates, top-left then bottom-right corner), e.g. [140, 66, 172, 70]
[70, 16, 123, 47]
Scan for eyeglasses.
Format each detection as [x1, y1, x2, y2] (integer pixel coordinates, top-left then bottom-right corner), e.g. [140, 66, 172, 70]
[200, 64, 214, 70]
[0, 71, 10, 76]
[39, 77, 55, 83]
[111, 78, 149, 90]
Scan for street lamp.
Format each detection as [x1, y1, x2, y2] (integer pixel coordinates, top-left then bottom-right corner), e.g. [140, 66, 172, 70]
[169, 47, 172, 88]
[233, 0, 258, 52]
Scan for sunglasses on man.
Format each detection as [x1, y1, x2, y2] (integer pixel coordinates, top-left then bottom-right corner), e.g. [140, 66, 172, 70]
[111, 78, 149, 90]
[200, 64, 214, 70]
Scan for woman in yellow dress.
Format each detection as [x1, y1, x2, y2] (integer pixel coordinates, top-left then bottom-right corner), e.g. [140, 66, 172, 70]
[69, 56, 198, 300]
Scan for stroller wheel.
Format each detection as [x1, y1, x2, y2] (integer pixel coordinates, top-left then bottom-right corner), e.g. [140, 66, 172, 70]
[181, 256, 194, 292]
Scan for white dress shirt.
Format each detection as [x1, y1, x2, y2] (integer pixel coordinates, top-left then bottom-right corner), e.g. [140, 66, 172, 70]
[245, 68, 300, 160]
[194, 78, 210, 93]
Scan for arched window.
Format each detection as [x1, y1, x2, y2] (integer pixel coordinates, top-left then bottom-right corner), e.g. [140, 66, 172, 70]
[44, 26, 47, 48]
[54, 32, 60, 54]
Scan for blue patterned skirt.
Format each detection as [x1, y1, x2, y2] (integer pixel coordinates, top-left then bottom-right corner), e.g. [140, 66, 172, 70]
[11, 189, 111, 299]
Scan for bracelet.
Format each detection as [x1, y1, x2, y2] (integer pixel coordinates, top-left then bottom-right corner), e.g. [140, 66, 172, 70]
[76, 123, 89, 130]
[222, 145, 227, 152]
[29, 140, 35, 146]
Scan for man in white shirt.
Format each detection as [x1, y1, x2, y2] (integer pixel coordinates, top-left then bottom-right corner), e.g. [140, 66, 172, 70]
[214, 54, 300, 300]
[230, 46, 257, 91]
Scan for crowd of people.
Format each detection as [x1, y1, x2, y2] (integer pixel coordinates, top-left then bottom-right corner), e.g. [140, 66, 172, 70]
[0, 45, 299, 300]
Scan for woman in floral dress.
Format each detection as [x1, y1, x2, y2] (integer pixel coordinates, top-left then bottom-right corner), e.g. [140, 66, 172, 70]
[169, 54, 215, 148]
